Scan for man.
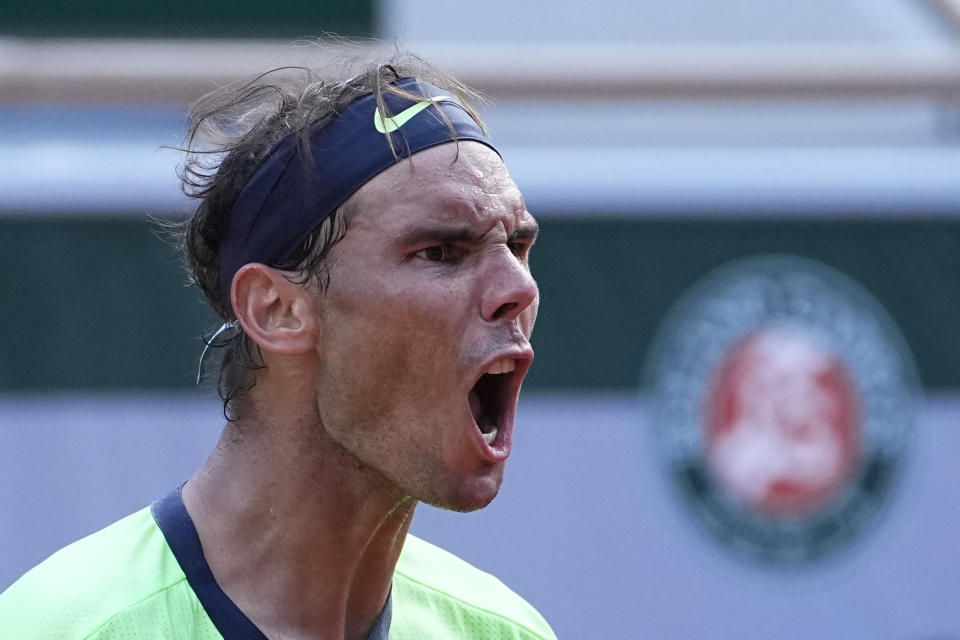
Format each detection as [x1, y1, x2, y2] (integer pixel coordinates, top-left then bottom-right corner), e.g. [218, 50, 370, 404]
[0, 55, 555, 639]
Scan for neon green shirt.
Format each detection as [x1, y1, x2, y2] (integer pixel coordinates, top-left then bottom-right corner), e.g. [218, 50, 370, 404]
[0, 490, 556, 640]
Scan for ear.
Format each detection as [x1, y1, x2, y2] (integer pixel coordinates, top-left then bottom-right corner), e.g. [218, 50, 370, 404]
[230, 263, 318, 355]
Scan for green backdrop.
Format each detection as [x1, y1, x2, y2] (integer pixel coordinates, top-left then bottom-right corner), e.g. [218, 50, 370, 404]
[0, 1, 373, 38]
[2, 216, 958, 392]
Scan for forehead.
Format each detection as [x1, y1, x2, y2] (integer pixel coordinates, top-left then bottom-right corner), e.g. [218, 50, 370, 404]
[350, 141, 530, 233]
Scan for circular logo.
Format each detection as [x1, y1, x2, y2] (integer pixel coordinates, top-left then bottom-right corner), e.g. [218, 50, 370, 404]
[645, 256, 916, 565]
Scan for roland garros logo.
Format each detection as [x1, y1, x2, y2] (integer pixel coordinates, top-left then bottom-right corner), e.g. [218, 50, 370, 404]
[645, 256, 916, 565]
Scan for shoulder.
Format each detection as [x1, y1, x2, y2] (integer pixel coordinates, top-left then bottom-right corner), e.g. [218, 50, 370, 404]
[0, 506, 215, 640]
[392, 534, 557, 640]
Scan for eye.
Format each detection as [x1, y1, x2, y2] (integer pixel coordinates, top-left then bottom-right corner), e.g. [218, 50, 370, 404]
[508, 241, 530, 260]
[415, 245, 461, 263]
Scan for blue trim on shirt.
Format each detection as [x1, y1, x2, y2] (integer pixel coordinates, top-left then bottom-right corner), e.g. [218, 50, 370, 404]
[151, 488, 392, 640]
[152, 488, 267, 639]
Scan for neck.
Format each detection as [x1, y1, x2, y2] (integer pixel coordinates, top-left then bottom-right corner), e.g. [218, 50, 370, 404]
[182, 399, 416, 640]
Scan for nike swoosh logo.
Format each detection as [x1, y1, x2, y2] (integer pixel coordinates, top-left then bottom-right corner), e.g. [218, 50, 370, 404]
[374, 96, 451, 134]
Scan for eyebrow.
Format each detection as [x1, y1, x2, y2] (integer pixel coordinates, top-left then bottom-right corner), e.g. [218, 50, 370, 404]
[510, 221, 540, 243]
[397, 218, 540, 247]
[396, 223, 483, 247]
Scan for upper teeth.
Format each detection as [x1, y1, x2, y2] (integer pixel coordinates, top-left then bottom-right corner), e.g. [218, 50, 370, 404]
[485, 358, 516, 375]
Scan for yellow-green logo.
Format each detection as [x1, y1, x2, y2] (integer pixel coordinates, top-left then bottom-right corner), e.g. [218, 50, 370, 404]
[374, 97, 451, 134]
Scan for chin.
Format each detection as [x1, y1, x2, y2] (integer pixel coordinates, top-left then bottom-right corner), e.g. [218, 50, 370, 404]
[426, 470, 504, 513]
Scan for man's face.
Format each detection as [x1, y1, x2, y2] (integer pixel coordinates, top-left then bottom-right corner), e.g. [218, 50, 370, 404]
[309, 141, 539, 511]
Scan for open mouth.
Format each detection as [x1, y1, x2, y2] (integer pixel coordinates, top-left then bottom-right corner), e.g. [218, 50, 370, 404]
[468, 358, 518, 447]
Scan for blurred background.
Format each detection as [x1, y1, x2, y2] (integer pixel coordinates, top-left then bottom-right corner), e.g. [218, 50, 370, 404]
[2, 1, 960, 638]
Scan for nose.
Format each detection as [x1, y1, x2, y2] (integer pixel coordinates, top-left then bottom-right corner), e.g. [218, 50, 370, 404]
[480, 250, 539, 324]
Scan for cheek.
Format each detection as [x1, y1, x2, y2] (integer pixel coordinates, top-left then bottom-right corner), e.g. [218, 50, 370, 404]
[315, 287, 463, 430]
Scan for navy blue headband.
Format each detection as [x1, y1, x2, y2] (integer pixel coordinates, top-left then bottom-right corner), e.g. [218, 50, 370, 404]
[218, 77, 498, 295]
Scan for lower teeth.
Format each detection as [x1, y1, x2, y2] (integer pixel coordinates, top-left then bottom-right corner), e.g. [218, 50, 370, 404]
[479, 415, 498, 445]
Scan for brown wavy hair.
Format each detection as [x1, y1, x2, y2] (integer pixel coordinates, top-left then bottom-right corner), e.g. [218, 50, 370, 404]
[173, 50, 487, 420]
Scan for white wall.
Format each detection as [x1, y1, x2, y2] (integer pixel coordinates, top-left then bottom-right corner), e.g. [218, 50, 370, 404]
[2, 393, 958, 638]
